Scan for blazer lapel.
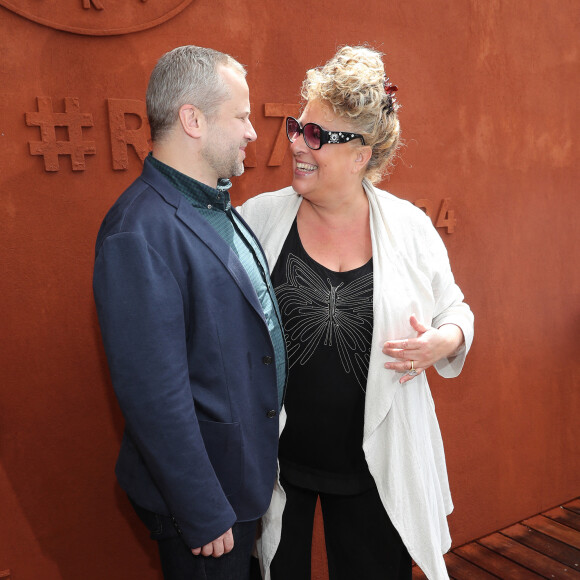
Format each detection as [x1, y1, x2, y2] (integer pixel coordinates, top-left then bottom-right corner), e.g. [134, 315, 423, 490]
[140, 158, 267, 321]
[174, 196, 266, 321]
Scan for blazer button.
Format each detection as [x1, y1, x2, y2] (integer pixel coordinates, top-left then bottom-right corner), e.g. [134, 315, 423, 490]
[266, 409, 277, 418]
[262, 355, 273, 365]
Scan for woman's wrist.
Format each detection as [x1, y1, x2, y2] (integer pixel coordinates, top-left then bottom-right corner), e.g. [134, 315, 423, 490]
[437, 323, 465, 357]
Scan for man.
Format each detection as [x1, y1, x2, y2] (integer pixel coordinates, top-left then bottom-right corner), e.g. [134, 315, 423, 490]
[93, 46, 286, 579]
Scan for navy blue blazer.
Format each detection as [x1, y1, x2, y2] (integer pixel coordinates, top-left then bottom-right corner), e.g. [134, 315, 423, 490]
[93, 158, 281, 549]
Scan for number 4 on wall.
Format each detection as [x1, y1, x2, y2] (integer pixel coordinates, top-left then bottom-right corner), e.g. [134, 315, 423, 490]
[413, 197, 457, 234]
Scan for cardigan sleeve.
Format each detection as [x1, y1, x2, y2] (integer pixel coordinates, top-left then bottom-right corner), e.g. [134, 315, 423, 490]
[424, 219, 474, 378]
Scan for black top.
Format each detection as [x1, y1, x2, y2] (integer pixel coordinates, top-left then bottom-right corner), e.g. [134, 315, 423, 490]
[271, 219, 375, 494]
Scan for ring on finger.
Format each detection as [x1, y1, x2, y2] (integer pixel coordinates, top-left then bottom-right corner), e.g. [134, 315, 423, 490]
[408, 360, 418, 376]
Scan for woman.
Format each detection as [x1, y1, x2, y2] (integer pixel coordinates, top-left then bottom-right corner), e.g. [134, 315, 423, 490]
[240, 46, 474, 580]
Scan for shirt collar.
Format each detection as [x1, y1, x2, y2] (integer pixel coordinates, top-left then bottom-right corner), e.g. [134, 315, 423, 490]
[148, 153, 232, 211]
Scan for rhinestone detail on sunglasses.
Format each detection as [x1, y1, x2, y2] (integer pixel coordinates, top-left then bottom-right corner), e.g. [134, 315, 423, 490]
[286, 117, 365, 150]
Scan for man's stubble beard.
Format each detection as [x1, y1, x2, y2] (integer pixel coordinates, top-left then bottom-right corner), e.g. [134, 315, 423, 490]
[201, 123, 245, 180]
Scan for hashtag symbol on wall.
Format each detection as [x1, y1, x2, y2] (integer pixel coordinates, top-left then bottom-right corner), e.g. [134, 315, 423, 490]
[26, 97, 96, 172]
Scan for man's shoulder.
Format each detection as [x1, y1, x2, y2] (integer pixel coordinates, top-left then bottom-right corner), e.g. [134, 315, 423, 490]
[95, 170, 183, 253]
[99, 179, 163, 231]
[103, 157, 186, 222]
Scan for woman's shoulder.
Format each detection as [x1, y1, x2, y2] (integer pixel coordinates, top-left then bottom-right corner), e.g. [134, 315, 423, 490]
[366, 181, 433, 228]
[240, 187, 298, 208]
[364, 181, 449, 267]
[237, 187, 302, 246]
[237, 186, 301, 223]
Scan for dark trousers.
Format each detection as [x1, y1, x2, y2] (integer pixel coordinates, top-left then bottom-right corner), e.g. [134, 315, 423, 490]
[270, 479, 412, 580]
[131, 500, 258, 580]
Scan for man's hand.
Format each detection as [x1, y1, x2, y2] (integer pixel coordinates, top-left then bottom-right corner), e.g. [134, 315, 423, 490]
[192, 528, 234, 558]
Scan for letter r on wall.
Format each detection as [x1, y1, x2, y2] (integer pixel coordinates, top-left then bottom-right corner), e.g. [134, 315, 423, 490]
[107, 99, 151, 170]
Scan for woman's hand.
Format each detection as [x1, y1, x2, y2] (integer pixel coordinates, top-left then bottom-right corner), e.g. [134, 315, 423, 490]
[382, 315, 464, 384]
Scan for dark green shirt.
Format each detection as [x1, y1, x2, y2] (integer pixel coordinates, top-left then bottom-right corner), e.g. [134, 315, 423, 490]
[148, 154, 286, 407]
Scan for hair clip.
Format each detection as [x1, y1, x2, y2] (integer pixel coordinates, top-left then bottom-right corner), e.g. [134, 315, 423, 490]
[384, 78, 398, 95]
[383, 77, 399, 115]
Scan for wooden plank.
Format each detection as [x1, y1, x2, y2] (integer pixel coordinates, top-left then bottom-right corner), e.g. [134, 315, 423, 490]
[479, 532, 580, 579]
[411, 564, 428, 579]
[564, 499, 580, 516]
[445, 552, 500, 579]
[454, 542, 545, 579]
[544, 506, 580, 533]
[502, 523, 580, 569]
[523, 515, 580, 549]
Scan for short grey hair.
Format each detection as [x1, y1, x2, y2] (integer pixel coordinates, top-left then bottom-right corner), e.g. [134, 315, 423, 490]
[146, 45, 246, 142]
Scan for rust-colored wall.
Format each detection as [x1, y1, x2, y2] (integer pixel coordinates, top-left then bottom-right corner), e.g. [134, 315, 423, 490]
[1, 1, 578, 578]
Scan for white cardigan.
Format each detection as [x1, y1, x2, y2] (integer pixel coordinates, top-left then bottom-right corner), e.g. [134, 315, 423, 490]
[238, 180, 474, 580]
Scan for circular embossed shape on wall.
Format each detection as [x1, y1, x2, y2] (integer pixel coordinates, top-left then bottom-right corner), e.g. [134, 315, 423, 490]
[0, 0, 195, 36]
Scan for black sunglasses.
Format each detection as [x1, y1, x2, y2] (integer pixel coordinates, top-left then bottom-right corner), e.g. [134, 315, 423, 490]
[286, 117, 366, 150]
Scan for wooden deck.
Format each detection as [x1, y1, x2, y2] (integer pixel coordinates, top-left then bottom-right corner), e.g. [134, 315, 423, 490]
[413, 498, 580, 579]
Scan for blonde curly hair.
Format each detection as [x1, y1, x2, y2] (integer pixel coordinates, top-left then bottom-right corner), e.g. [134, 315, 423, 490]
[301, 45, 401, 183]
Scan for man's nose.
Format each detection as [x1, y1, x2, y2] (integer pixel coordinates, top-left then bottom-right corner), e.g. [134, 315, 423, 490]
[245, 119, 257, 142]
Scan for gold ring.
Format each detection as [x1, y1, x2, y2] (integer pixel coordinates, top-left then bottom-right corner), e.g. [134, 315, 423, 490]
[410, 360, 415, 371]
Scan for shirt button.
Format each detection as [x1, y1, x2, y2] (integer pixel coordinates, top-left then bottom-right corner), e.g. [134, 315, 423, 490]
[207, 204, 212, 209]
[262, 356, 273, 365]
[266, 410, 277, 418]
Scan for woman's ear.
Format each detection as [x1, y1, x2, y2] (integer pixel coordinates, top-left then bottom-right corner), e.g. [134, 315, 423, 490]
[353, 145, 373, 174]
[178, 104, 204, 139]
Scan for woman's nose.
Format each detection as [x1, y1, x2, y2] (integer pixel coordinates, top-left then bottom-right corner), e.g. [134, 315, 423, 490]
[290, 133, 307, 154]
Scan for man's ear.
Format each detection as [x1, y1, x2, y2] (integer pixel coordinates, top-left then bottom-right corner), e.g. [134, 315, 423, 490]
[178, 104, 204, 139]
